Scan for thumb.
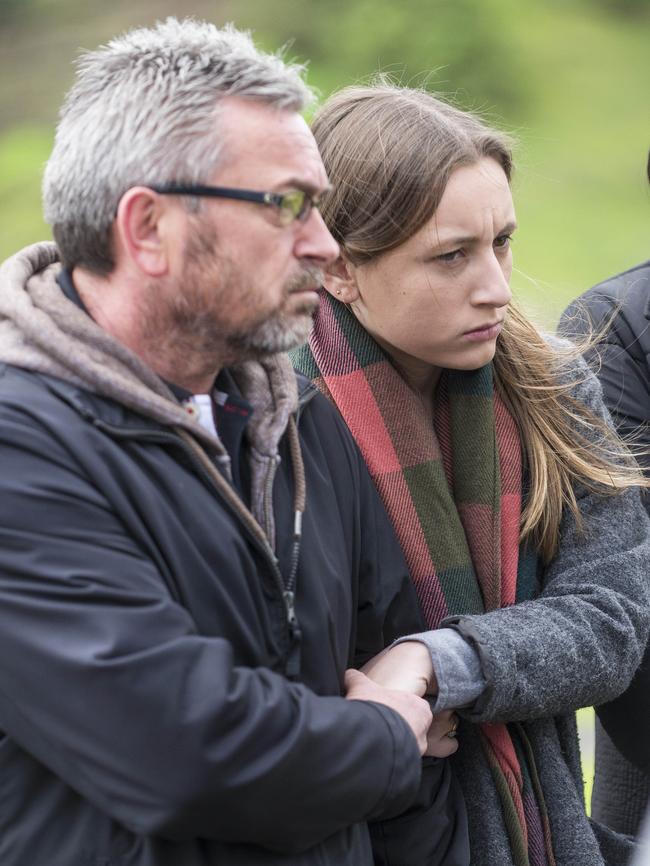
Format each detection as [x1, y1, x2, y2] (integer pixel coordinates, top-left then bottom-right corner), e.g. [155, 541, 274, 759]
[344, 668, 367, 694]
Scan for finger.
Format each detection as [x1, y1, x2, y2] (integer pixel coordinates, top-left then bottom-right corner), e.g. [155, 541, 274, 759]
[426, 710, 456, 737]
[343, 668, 367, 693]
[344, 667, 362, 684]
[431, 709, 455, 723]
[424, 713, 461, 757]
[424, 735, 459, 758]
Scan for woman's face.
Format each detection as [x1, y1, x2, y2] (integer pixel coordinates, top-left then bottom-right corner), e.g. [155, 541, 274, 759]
[340, 157, 516, 391]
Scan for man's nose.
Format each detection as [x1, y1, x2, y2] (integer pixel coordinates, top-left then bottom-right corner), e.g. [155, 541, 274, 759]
[295, 208, 340, 266]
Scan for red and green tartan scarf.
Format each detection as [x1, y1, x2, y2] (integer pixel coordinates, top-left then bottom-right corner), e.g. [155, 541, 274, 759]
[291, 290, 556, 866]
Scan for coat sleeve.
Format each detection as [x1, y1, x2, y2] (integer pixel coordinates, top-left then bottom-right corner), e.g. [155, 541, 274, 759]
[560, 287, 650, 771]
[442, 358, 650, 723]
[0, 394, 422, 852]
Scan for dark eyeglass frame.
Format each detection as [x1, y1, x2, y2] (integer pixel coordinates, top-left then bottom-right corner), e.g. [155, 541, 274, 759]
[148, 183, 324, 226]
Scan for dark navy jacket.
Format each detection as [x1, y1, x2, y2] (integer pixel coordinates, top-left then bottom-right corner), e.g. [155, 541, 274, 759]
[0, 362, 467, 865]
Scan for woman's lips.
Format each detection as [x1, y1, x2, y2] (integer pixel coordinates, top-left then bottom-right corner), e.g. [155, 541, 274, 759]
[462, 321, 503, 341]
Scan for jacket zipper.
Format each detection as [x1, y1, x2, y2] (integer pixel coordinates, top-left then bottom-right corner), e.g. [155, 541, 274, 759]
[88, 419, 298, 671]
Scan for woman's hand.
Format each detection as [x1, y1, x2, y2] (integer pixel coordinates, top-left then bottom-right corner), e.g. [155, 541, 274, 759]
[425, 710, 460, 757]
[360, 641, 438, 696]
[360, 644, 460, 756]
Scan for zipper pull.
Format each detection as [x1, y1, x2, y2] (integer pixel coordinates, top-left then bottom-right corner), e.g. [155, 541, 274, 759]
[283, 590, 302, 678]
[283, 589, 297, 626]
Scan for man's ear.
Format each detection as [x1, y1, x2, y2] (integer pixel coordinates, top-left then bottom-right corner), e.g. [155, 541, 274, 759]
[113, 187, 170, 277]
[322, 254, 360, 303]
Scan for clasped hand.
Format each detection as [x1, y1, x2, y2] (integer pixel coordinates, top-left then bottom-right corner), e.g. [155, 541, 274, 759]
[345, 641, 459, 758]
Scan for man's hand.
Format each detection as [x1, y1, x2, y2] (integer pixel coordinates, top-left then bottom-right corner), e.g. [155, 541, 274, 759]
[344, 668, 433, 755]
[424, 710, 460, 758]
[361, 641, 438, 696]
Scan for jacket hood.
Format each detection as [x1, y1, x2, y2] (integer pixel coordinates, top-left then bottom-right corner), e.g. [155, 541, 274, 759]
[0, 242, 299, 462]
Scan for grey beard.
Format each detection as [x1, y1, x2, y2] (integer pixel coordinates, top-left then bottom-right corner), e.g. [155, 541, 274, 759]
[225, 268, 321, 359]
[227, 309, 313, 357]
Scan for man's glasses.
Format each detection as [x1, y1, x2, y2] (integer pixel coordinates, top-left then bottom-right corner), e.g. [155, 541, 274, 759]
[149, 183, 326, 227]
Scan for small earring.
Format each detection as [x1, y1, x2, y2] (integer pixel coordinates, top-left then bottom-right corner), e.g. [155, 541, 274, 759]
[336, 289, 342, 296]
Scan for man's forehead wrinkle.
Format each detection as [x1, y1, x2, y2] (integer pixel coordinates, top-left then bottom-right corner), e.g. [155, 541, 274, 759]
[219, 103, 311, 148]
[216, 122, 326, 190]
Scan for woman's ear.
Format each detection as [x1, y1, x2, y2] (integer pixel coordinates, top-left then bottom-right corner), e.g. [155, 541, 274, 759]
[322, 254, 360, 303]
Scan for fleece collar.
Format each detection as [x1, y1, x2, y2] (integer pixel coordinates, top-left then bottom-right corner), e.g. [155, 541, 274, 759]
[0, 242, 299, 466]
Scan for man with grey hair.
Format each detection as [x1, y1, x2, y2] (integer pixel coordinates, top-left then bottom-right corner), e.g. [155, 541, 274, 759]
[0, 17, 468, 866]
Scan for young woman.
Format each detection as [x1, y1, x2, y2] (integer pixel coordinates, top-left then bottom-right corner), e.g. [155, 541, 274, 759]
[292, 83, 650, 866]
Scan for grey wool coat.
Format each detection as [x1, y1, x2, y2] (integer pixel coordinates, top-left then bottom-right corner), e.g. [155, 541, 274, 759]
[441, 358, 650, 866]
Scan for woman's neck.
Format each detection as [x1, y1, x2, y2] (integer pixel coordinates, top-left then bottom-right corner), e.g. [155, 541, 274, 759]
[384, 349, 441, 410]
[362, 328, 441, 412]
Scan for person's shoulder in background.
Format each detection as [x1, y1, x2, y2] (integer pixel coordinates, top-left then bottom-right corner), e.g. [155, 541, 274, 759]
[558, 260, 650, 781]
[559, 259, 650, 342]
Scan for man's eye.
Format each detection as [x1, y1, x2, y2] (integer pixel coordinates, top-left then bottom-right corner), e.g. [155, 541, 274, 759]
[494, 234, 512, 250]
[281, 191, 303, 212]
[277, 190, 311, 225]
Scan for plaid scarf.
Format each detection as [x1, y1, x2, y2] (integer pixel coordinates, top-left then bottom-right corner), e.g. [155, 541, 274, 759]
[291, 291, 556, 866]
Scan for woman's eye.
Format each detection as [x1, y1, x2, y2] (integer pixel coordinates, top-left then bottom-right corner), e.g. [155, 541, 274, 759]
[435, 248, 464, 263]
[494, 234, 512, 250]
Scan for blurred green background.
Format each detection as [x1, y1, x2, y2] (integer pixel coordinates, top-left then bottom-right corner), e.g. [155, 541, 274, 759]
[1, 0, 648, 328]
[1, 0, 648, 806]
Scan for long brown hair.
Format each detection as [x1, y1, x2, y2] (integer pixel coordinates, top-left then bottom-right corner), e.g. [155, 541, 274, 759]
[312, 82, 644, 561]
